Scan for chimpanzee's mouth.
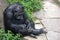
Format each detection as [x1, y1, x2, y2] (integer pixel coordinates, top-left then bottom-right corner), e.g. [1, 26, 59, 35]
[17, 16, 23, 19]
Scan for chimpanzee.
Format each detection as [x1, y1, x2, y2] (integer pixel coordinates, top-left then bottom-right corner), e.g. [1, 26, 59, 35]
[3, 3, 47, 36]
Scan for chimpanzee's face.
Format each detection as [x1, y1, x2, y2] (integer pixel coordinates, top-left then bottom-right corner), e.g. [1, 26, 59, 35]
[13, 5, 24, 19]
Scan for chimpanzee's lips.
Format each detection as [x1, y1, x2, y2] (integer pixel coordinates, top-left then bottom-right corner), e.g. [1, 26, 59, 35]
[17, 16, 23, 19]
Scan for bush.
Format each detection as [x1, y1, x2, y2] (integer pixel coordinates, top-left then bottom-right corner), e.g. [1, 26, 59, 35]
[0, 28, 21, 40]
[7, 0, 42, 21]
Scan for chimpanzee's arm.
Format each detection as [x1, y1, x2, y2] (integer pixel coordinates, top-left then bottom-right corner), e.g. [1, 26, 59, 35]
[23, 13, 35, 29]
[23, 13, 30, 24]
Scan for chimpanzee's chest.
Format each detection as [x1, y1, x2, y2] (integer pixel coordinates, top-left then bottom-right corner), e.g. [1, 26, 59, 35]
[12, 19, 25, 24]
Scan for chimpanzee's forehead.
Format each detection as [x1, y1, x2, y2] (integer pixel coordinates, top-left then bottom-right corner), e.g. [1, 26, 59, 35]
[17, 5, 23, 9]
[13, 5, 22, 11]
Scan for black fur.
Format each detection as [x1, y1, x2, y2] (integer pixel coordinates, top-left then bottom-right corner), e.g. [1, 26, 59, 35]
[3, 3, 47, 36]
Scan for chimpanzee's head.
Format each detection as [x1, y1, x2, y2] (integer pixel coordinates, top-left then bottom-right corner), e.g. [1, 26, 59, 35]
[12, 3, 24, 19]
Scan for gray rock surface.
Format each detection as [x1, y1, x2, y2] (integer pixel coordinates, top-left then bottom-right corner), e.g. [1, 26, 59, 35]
[0, 0, 8, 28]
[24, 34, 47, 40]
[34, 1, 60, 19]
[47, 31, 60, 40]
[41, 19, 60, 32]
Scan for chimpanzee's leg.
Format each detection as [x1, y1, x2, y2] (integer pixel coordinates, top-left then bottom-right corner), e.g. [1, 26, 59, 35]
[9, 24, 28, 35]
[27, 22, 35, 29]
[31, 28, 47, 35]
[27, 22, 47, 35]
[4, 26, 8, 33]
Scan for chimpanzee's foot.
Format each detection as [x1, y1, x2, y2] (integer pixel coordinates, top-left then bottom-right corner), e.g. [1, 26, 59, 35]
[31, 28, 47, 35]
[40, 28, 47, 34]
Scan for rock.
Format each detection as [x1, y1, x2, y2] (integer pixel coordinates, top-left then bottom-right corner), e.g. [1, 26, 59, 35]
[43, 1, 60, 18]
[33, 9, 45, 19]
[47, 31, 60, 40]
[0, 0, 8, 28]
[34, 19, 41, 24]
[35, 24, 43, 29]
[24, 34, 47, 40]
[41, 19, 60, 32]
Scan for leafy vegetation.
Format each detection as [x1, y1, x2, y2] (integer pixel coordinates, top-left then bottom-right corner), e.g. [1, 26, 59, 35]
[0, 28, 22, 40]
[7, 0, 42, 21]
